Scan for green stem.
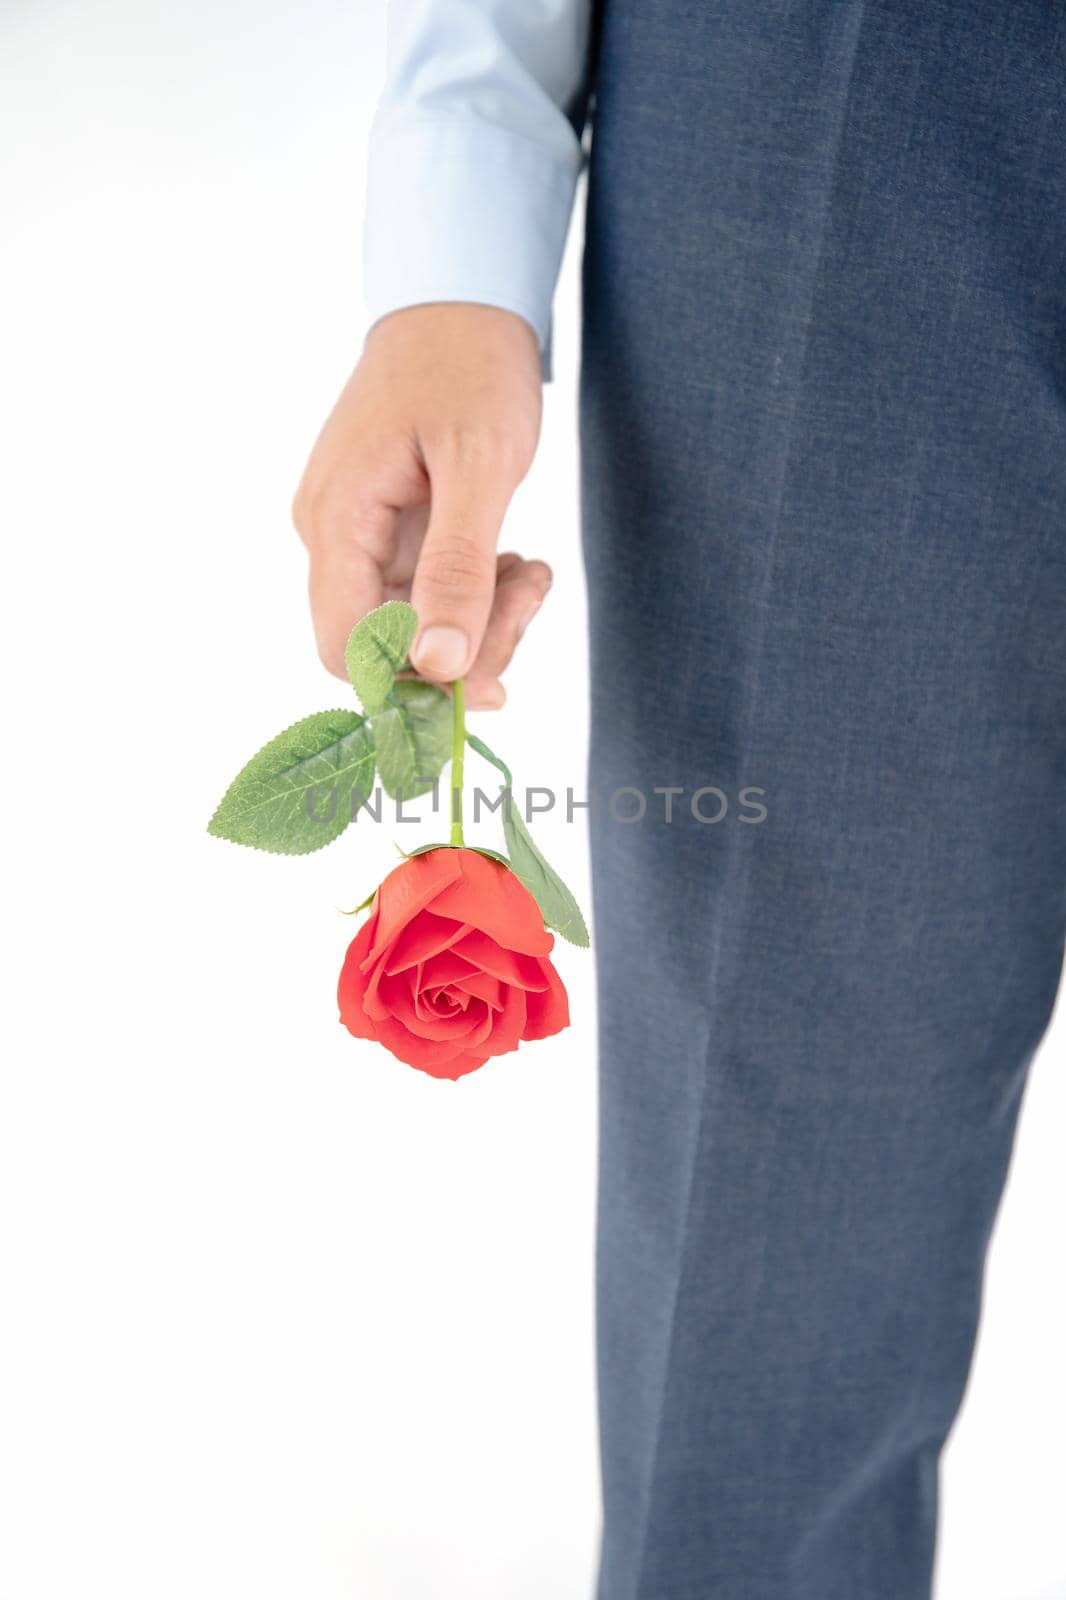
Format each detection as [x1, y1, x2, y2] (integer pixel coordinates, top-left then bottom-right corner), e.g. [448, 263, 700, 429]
[450, 678, 466, 846]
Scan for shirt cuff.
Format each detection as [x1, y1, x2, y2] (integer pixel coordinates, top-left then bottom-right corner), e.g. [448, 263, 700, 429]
[362, 117, 581, 382]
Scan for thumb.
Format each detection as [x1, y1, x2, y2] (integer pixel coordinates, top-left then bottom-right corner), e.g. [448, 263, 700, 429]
[409, 443, 517, 681]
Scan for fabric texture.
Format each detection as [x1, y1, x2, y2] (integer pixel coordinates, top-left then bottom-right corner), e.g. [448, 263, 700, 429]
[579, 2, 1066, 1597]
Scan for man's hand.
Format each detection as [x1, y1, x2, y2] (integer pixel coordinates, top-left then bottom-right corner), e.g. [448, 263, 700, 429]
[292, 303, 550, 709]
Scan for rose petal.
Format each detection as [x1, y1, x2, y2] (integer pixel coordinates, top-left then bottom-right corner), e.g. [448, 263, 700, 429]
[410, 969, 468, 1019]
[522, 960, 570, 1040]
[373, 973, 487, 1042]
[409, 967, 471, 1022]
[459, 988, 505, 1044]
[379, 913, 472, 976]
[338, 916, 380, 1040]
[449, 930, 549, 992]
[427, 850, 554, 957]
[362, 914, 468, 1019]
[423, 1049, 491, 1082]
[373, 1013, 484, 1072]
[450, 969, 504, 1009]
[417, 949, 476, 986]
[428, 987, 469, 1012]
[367, 850, 464, 962]
[419, 949, 503, 1009]
[483, 981, 527, 1057]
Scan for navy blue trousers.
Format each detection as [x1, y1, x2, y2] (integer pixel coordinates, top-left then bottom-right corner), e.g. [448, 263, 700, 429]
[580, 3, 1066, 1596]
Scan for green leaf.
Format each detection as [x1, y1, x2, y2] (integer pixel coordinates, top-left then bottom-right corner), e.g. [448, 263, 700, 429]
[466, 732, 512, 788]
[340, 888, 377, 915]
[208, 709, 375, 855]
[469, 845, 511, 867]
[466, 733, 588, 945]
[370, 679, 452, 801]
[344, 601, 418, 714]
[503, 802, 590, 948]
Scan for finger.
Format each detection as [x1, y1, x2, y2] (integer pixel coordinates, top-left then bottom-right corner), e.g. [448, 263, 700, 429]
[307, 507, 388, 678]
[380, 505, 428, 597]
[465, 557, 552, 708]
[465, 677, 507, 711]
[408, 439, 519, 682]
[474, 556, 552, 679]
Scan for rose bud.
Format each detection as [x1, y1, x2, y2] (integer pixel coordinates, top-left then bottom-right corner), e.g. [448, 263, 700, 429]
[338, 847, 569, 1079]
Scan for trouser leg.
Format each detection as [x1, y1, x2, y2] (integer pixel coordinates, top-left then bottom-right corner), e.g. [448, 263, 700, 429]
[580, 3, 1066, 1594]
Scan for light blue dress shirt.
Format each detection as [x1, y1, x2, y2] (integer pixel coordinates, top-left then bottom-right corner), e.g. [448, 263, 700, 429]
[363, 1, 592, 376]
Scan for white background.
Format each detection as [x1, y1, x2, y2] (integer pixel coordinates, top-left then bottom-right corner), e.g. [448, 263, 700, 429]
[1, 3, 1063, 1597]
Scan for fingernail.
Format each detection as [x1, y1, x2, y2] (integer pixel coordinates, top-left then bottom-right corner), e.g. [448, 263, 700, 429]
[411, 625, 469, 679]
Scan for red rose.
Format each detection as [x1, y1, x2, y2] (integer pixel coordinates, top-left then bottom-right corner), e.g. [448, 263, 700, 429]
[338, 847, 569, 1079]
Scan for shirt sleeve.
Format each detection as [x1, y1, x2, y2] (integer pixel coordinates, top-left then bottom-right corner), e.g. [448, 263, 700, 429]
[362, 0, 593, 378]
